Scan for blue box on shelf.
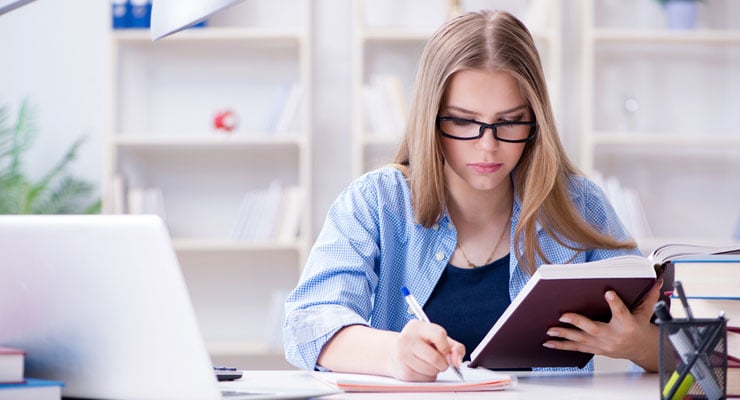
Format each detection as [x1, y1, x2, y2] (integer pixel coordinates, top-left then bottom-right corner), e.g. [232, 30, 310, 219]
[129, 0, 151, 29]
[111, 0, 129, 29]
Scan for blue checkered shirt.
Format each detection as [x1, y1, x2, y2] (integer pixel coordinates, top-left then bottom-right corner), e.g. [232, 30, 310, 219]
[283, 167, 640, 372]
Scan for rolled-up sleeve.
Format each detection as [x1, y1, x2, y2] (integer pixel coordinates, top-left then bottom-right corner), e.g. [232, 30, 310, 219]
[283, 177, 382, 370]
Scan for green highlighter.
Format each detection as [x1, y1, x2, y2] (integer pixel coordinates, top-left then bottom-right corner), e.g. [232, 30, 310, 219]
[662, 368, 694, 400]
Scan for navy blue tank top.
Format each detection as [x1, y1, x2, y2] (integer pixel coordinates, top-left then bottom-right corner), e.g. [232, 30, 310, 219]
[423, 253, 511, 361]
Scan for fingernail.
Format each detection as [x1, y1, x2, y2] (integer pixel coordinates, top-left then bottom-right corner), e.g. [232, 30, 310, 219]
[558, 315, 571, 324]
[605, 291, 616, 301]
[546, 329, 559, 337]
[542, 342, 555, 348]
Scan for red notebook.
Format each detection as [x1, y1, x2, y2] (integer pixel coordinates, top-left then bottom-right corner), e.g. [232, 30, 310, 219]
[0, 347, 25, 383]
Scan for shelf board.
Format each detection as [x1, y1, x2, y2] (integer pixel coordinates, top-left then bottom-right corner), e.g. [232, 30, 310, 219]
[592, 29, 740, 44]
[111, 27, 303, 43]
[114, 134, 305, 150]
[172, 238, 304, 253]
[591, 132, 740, 147]
[362, 28, 553, 43]
[206, 340, 284, 357]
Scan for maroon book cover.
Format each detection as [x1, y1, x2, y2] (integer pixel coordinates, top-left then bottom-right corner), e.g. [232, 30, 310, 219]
[469, 276, 656, 369]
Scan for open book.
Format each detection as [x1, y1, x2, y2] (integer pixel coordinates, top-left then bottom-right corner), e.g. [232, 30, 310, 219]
[469, 242, 740, 370]
[313, 366, 514, 392]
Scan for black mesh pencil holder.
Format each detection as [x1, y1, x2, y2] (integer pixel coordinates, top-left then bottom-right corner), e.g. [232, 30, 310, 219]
[658, 317, 727, 400]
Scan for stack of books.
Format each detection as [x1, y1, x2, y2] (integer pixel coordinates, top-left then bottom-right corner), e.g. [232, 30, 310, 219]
[0, 347, 63, 399]
[664, 246, 740, 322]
[662, 245, 740, 397]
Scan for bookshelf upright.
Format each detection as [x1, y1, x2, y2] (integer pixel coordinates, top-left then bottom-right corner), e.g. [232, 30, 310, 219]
[579, 0, 740, 250]
[104, 0, 312, 368]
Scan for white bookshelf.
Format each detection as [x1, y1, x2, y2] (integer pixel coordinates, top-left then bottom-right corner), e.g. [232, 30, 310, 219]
[104, 0, 311, 368]
[351, 0, 562, 177]
[580, 0, 740, 246]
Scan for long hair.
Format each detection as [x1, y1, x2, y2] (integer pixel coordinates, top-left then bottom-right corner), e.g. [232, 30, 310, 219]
[393, 10, 635, 274]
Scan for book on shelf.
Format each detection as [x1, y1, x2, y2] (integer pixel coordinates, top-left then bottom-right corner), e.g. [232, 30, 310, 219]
[363, 74, 408, 137]
[230, 183, 302, 242]
[127, 187, 167, 222]
[274, 186, 303, 242]
[108, 173, 127, 214]
[0, 378, 63, 400]
[0, 347, 24, 384]
[250, 181, 283, 240]
[264, 82, 294, 133]
[591, 172, 652, 241]
[372, 74, 407, 136]
[362, 83, 386, 135]
[263, 289, 290, 350]
[469, 242, 740, 370]
[273, 83, 302, 136]
[313, 366, 514, 393]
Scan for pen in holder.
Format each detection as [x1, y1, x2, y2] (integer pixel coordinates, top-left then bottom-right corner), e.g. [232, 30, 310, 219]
[657, 316, 727, 400]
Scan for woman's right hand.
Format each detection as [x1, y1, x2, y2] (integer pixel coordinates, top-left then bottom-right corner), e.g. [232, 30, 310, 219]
[388, 319, 465, 381]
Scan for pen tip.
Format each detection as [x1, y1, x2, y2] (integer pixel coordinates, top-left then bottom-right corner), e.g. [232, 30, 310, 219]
[400, 286, 410, 296]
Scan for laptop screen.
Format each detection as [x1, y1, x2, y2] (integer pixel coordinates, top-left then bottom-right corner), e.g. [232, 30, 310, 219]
[0, 215, 222, 399]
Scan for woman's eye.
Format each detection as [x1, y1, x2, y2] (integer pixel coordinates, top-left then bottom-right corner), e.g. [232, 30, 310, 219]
[500, 115, 524, 123]
[451, 117, 474, 126]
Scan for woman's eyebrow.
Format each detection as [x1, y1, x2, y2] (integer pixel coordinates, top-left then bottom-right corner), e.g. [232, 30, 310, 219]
[444, 104, 528, 117]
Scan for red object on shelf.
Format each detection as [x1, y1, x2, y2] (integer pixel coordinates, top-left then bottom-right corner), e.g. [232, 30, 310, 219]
[213, 109, 238, 132]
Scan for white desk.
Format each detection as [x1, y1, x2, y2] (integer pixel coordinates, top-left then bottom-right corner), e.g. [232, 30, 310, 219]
[226, 370, 660, 399]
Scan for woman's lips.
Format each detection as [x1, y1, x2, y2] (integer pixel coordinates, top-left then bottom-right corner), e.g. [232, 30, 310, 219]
[469, 163, 503, 174]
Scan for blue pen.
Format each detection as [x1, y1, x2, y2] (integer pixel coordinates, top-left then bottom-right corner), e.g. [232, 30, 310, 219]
[401, 286, 464, 381]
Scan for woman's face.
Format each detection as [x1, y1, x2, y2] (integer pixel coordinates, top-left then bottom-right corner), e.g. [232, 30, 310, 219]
[438, 68, 531, 194]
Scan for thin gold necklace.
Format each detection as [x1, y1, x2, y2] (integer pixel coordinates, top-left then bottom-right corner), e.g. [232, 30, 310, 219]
[456, 213, 511, 268]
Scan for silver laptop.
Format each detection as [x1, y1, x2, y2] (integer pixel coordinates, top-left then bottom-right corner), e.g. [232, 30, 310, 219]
[0, 215, 337, 400]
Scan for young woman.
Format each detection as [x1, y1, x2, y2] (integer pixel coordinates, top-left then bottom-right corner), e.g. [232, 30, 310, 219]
[283, 10, 661, 381]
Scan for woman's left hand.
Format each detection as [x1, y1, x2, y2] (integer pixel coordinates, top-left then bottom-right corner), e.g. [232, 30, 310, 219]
[542, 279, 662, 372]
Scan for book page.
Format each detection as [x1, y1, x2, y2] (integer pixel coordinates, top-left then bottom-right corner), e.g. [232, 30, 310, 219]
[537, 255, 654, 279]
[313, 366, 514, 392]
[649, 243, 740, 265]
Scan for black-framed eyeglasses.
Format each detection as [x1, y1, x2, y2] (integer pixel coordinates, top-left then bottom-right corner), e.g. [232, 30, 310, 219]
[436, 116, 538, 143]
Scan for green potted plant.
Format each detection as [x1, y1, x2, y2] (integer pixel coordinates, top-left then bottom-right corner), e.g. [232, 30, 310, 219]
[657, 0, 705, 30]
[0, 99, 101, 214]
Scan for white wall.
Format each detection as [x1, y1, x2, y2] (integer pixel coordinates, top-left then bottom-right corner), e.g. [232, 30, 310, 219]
[0, 0, 107, 185]
[0, 0, 359, 235]
[1, 0, 737, 241]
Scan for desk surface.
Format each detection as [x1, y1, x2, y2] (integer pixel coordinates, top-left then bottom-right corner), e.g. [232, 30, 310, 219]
[228, 370, 660, 400]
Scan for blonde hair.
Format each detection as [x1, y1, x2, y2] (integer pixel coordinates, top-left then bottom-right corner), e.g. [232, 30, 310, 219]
[393, 10, 635, 274]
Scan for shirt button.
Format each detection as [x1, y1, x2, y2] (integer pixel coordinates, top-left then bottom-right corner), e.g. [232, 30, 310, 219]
[432, 223, 439, 230]
[447, 221, 454, 230]
[435, 252, 445, 261]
